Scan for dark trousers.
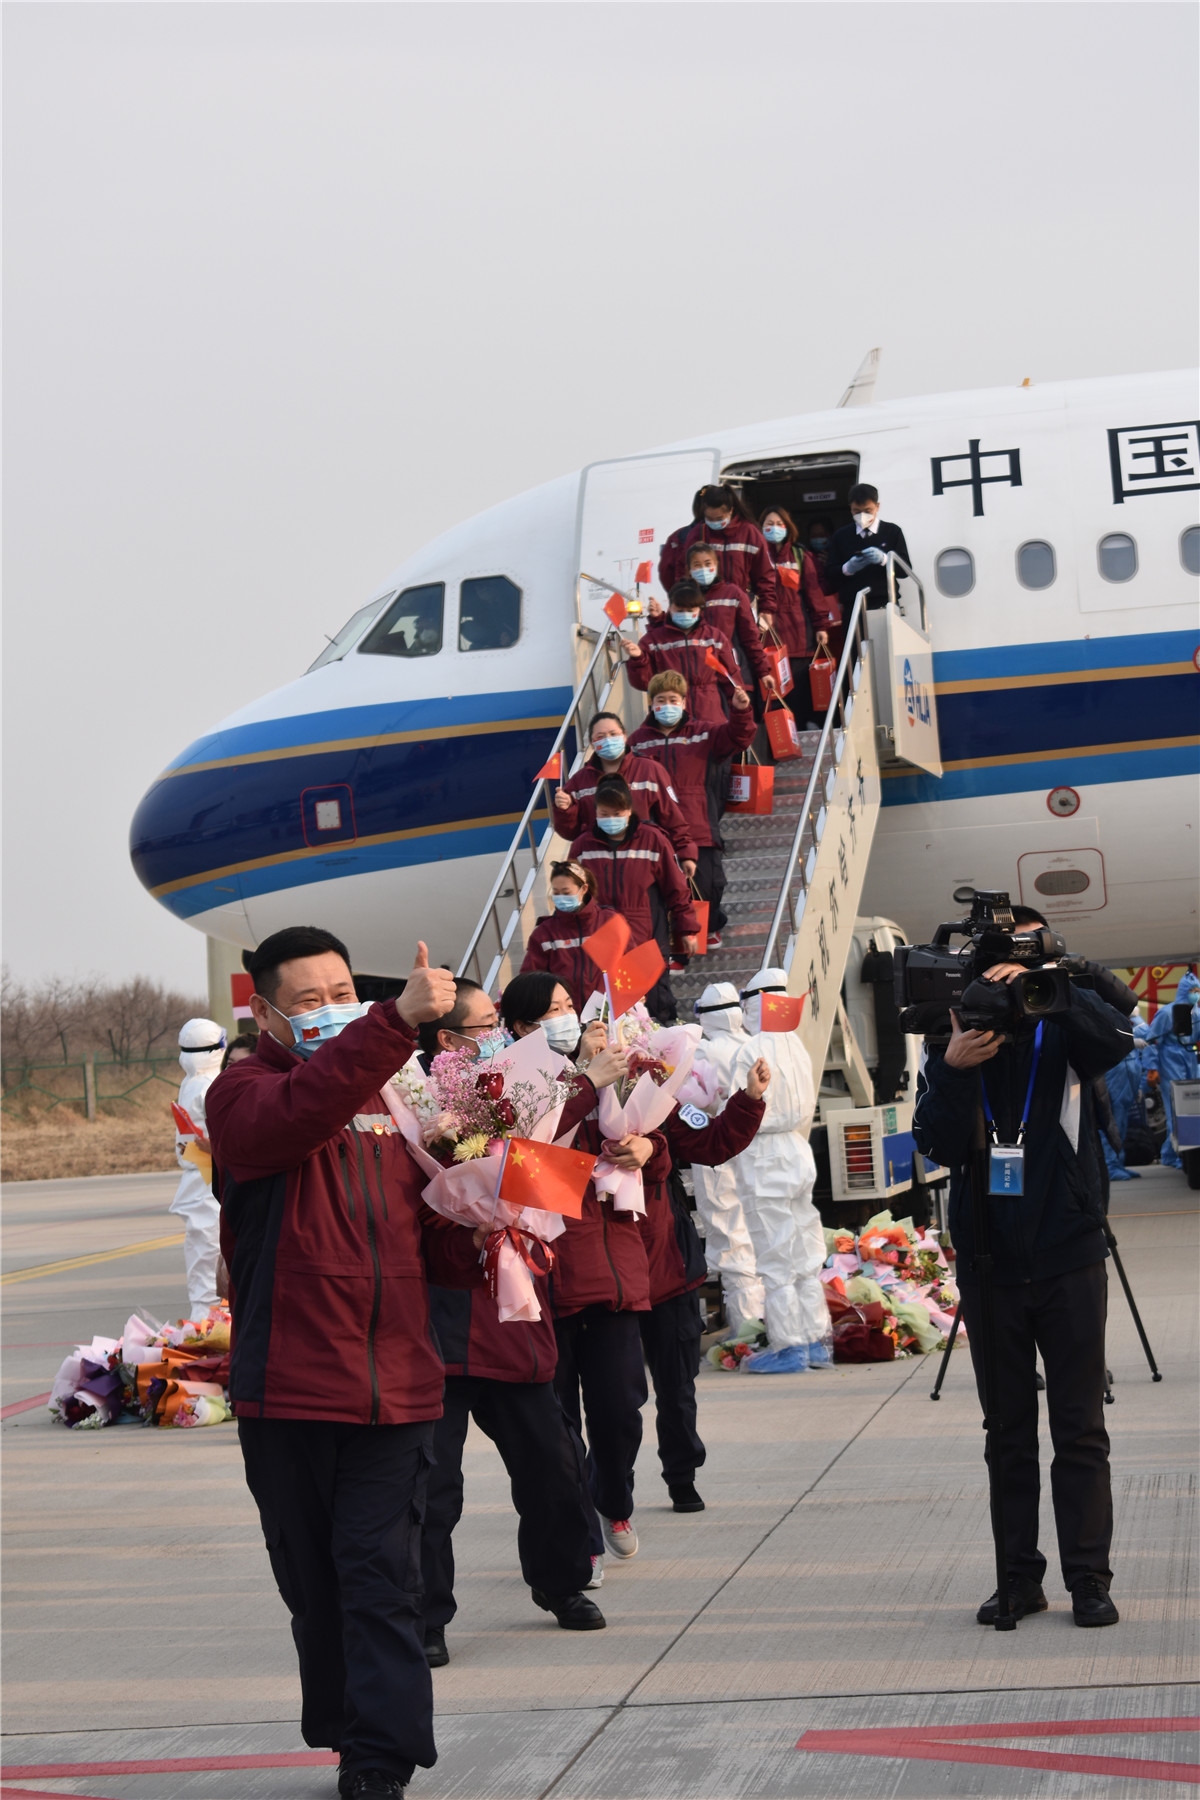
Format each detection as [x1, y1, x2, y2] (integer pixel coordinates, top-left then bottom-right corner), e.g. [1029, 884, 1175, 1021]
[693, 844, 728, 934]
[238, 1417, 435, 1781]
[639, 1290, 706, 1486]
[421, 1375, 594, 1626]
[647, 888, 679, 1024]
[960, 1261, 1113, 1592]
[705, 752, 731, 841]
[554, 1306, 647, 1520]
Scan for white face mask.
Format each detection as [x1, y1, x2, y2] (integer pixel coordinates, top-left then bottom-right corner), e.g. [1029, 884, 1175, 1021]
[541, 1012, 581, 1053]
[852, 511, 876, 530]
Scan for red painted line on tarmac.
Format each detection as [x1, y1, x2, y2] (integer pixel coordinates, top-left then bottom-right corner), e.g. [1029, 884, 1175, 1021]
[3, 1751, 338, 1778]
[797, 1715, 1200, 1785]
[4, 1789, 121, 1799]
[0, 1393, 50, 1420]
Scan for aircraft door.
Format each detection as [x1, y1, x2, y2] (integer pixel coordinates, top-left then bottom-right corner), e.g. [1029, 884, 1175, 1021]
[576, 448, 719, 633]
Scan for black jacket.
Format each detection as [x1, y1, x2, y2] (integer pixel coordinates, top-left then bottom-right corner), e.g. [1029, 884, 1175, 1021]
[821, 520, 911, 611]
[913, 986, 1133, 1286]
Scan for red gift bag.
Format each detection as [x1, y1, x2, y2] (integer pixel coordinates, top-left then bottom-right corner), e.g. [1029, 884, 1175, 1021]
[726, 753, 775, 814]
[764, 697, 802, 761]
[673, 880, 709, 955]
[808, 647, 837, 713]
[760, 626, 793, 697]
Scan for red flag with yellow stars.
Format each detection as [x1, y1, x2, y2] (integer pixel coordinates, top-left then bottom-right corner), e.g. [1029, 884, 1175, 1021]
[634, 561, 652, 584]
[583, 913, 632, 973]
[761, 992, 805, 1032]
[535, 751, 562, 780]
[703, 647, 735, 682]
[609, 939, 666, 1018]
[603, 592, 627, 628]
[498, 1138, 595, 1218]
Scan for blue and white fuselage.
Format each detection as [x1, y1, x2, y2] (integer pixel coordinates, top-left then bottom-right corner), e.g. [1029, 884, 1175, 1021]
[130, 369, 1200, 972]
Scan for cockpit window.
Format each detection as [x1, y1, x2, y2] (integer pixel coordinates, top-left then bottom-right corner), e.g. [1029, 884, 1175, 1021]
[459, 576, 521, 651]
[307, 597, 393, 672]
[358, 583, 445, 658]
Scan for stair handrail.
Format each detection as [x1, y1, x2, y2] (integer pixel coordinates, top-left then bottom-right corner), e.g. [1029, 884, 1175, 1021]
[759, 591, 869, 973]
[456, 612, 628, 988]
[885, 550, 927, 631]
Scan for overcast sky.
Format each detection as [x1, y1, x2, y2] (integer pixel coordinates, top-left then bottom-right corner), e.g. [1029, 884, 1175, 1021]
[4, 0, 1197, 992]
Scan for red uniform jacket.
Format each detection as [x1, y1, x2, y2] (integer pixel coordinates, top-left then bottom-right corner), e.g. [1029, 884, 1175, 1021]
[520, 901, 621, 1012]
[694, 581, 772, 684]
[629, 707, 756, 849]
[553, 752, 696, 862]
[626, 621, 743, 725]
[659, 519, 780, 609]
[569, 818, 700, 947]
[208, 1006, 480, 1426]
[547, 1102, 672, 1317]
[425, 1078, 599, 1381]
[642, 1091, 767, 1305]
[765, 543, 841, 659]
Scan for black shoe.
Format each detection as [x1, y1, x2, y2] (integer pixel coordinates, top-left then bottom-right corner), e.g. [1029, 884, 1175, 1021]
[976, 1577, 1048, 1624]
[531, 1588, 606, 1630]
[339, 1772, 409, 1798]
[423, 1625, 449, 1668]
[669, 1481, 705, 1513]
[1071, 1577, 1119, 1627]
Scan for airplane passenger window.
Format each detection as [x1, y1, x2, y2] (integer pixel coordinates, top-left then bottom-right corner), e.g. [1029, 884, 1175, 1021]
[459, 576, 521, 651]
[307, 597, 392, 671]
[1016, 540, 1056, 589]
[358, 583, 445, 658]
[1182, 526, 1200, 575]
[1097, 533, 1137, 582]
[935, 548, 975, 597]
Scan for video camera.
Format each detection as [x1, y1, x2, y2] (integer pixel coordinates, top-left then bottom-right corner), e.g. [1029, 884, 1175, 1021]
[893, 887, 1134, 1040]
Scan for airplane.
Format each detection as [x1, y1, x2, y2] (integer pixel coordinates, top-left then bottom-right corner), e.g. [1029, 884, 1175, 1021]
[130, 364, 1200, 991]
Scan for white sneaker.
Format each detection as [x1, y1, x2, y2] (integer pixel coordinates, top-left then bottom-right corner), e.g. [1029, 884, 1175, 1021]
[586, 1554, 605, 1590]
[600, 1516, 638, 1559]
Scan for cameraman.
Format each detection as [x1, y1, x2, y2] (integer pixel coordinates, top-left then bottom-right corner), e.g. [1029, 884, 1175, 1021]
[913, 906, 1134, 1630]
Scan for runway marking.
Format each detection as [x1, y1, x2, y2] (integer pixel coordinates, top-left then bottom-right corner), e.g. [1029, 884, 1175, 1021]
[0, 1393, 51, 1420]
[2, 1752, 337, 1778]
[797, 1715, 1200, 1784]
[3, 1788, 119, 1800]
[0, 1234, 184, 1286]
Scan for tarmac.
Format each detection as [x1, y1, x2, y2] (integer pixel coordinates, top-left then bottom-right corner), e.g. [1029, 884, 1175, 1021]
[2, 1164, 1197, 1798]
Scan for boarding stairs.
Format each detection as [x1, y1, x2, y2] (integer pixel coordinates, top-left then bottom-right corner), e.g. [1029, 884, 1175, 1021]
[457, 556, 940, 1097]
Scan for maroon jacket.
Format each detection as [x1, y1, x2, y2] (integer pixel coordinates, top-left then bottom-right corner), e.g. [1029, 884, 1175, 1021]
[548, 1102, 672, 1317]
[569, 817, 700, 947]
[643, 1092, 767, 1305]
[659, 519, 779, 609]
[692, 581, 772, 684]
[520, 900, 620, 1011]
[553, 751, 696, 863]
[425, 1078, 598, 1381]
[626, 619, 744, 725]
[765, 542, 841, 659]
[208, 1006, 479, 1426]
[629, 706, 756, 849]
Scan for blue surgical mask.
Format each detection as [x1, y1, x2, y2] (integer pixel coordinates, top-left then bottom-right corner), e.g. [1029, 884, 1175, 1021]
[594, 736, 625, 761]
[552, 892, 583, 912]
[670, 610, 700, 629]
[270, 998, 369, 1060]
[691, 566, 717, 587]
[469, 1026, 511, 1062]
[811, 535, 828, 551]
[653, 702, 684, 726]
[705, 516, 729, 531]
[597, 813, 631, 837]
[541, 1012, 581, 1054]
[763, 524, 787, 544]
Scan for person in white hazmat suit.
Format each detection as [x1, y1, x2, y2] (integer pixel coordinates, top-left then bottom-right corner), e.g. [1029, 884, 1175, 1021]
[170, 1018, 227, 1318]
[730, 969, 832, 1374]
[692, 983, 765, 1331]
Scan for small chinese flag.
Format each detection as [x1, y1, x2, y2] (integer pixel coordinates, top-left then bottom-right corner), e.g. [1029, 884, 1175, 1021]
[498, 1137, 595, 1218]
[634, 561, 653, 585]
[171, 1102, 200, 1137]
[536, 751, 562, 780]
[230, 972, 255, 1019]
[609, 939, 666, 1017]
[583, 912, 632, 973]
[603, 592, 627, 628]
[761, 992, 806, 1032]
[703, 647, 734, 682]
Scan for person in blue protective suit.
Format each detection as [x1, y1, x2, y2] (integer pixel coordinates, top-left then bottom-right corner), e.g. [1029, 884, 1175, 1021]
[1144, 974, 1200, 1168]
[1100, 1043, 1147, 1182]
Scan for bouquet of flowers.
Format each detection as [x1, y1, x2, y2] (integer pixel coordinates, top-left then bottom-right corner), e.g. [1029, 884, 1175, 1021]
[49, 1306, 233, 1429]
[819, 1211, 964, 1353]
[590, 1015, 703, 1215]
[385, 1030, 585, 1324]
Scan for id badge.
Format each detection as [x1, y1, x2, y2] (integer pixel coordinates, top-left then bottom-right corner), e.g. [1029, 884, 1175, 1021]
[988, 1143, 1025, 1196]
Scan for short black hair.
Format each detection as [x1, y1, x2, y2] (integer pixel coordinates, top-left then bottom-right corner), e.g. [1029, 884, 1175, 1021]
[499, 970, 562, 1032]
[418, 976, 483, 1061]
[849, 483, 879, 506]
[220, 1032, 258, 1071]
[1011, 904, 1049, 930]
[668, 578, 704, 608]
[588, 710, 624, 741]
[244, 926, 351, 1003]
[699, 483, 738, 513]
[595, 774, 633, 809]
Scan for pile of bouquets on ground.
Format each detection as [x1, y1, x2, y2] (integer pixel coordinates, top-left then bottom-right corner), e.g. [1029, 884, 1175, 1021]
[821, 1210, 963, 1362]
[48, 1306, 233, 1430]
[705, 1317, 769, 1370]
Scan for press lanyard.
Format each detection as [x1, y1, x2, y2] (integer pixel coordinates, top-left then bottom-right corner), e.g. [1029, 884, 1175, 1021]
[981, 1022, 1043, 1147]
